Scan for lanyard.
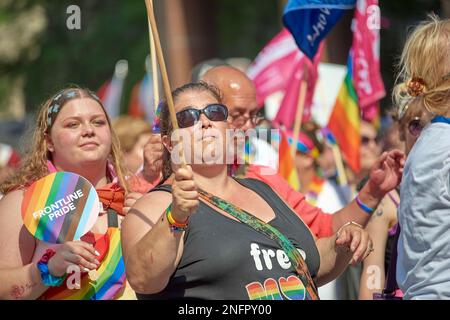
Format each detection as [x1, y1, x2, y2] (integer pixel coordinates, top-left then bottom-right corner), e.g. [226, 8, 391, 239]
[197, 188, 320, 300]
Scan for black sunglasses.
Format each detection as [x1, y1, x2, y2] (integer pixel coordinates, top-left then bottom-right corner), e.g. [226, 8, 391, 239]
[361, 135, 381, 146]
[408, 117, 424, 137]
[176, 103, 228, 128]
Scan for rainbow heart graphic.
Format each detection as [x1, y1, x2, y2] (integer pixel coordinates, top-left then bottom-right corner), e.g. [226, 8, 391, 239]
[278, 275, 306, 300]
[21, 172, 100, 244]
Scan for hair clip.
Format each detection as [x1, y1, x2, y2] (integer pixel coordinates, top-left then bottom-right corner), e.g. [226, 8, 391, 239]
[53, 93, 63, 101]
[49, 104, 59, 115]
[407, 77, 427, 97]
[66, 90, 77, 98]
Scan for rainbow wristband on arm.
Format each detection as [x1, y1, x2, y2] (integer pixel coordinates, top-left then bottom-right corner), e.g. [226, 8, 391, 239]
[165, 204, 189, 232]
[355, 195, 375, 215]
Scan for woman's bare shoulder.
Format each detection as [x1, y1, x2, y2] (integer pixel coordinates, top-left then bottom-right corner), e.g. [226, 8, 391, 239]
[123, 190, 172, 227]
[0, 189, 25, 221]
[0, 189, 35, 267]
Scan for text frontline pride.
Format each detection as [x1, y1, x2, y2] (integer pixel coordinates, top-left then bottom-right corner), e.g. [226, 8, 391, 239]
[32, 189, 84, 221]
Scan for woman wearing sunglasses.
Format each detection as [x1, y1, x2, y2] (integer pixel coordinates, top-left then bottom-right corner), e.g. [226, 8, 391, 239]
[121, 82, 375, 300]
[392, 15, 450, 300]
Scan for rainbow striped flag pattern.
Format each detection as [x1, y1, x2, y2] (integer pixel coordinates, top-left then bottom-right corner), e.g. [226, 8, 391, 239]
[21, 172, 99, 244]
[243, 139, 253, 165]
[320, 127, 337, 146]
[40, 228, 126, 300]
[327, 54, 361, 173]
[152, 101, 162, 133]
[277, 130, 300, 191]
[305, 176, 326, 206]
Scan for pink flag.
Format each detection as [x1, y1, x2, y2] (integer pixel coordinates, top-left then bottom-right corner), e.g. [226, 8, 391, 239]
[272, 42, 323, 128]
[247, 29, 300, 107]
[351, 0, 385, 109]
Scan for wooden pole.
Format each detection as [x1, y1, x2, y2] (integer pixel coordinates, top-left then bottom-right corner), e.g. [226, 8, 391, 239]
[331, 145, 348, 186]
[144, 0, 186, 166]
[147, 2, 160, 110]
[290, 80, 308, 157]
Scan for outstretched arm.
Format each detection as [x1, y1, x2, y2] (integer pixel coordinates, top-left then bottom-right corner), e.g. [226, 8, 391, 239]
[359, 196, 397, 300]
[316, 222, 373, 287]
[331, 150, 405, 233]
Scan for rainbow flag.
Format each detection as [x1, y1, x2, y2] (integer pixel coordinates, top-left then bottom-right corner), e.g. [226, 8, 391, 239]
[39, 228, 126, 300]
[327, 55, 361, 173]
[320, 127, 337, 146]
[277, 130, 300, 191]
[305, 175, 326, 206]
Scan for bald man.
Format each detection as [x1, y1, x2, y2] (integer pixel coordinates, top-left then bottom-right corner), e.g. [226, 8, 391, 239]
[203, 65, 260, 132]
[142, 65, 405, 239]
[202, 65, 279, 171]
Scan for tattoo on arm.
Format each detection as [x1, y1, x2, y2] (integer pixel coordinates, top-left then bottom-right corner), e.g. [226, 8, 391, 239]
[10, 283, 37, 300]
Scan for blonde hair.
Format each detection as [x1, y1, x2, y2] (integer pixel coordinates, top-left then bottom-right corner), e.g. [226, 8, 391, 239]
[393, 14, 450, 117]
[0, 86, 129, 194]
[112, 115, 152, 153]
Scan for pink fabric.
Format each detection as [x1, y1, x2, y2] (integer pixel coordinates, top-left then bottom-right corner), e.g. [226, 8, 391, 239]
[245, 164, 333, 238]
[272, 42, 323, 128]
[394, 289, 404, 298]
[285, 130, 316, 152]
[128, 172, 157, 194]
[247, 28, 301, 107]
[46, 160, 57, 173]
[351, 0, 385, 109]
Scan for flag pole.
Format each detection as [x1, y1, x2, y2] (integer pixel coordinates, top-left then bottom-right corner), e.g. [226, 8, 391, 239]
[331, 144, 348, 186]
[147, 1, 160, 110]
[290, 80, 307, 157]
[144, 0, 186, 167]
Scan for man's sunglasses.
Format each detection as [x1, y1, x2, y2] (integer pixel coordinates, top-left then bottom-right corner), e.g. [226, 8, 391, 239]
[361, 135, 381, 146]
[407, 117, 424, 137]
[176, 103, 228, 128]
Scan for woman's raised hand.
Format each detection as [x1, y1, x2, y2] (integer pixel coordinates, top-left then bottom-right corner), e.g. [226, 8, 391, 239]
[171, 165, 199, 223]
[335, 222, 374, 266]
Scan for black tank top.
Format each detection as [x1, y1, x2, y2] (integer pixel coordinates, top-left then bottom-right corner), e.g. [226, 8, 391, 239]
[137, 178, 320, 300]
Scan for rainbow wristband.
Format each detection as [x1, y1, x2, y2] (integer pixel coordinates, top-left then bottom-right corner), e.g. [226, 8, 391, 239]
[355, 195, 375, 215]
[165, 205, 189, 232]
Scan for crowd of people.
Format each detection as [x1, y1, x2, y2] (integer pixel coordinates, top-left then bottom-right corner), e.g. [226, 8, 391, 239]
[0, 15, 448, 300]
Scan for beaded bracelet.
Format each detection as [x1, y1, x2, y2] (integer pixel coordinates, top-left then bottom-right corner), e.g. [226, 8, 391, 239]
[355, 195, 375, 215]
[165, 204, 189, 232]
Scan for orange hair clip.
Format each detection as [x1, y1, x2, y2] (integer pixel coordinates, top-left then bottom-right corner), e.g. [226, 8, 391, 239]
[407, 77, 427, 97]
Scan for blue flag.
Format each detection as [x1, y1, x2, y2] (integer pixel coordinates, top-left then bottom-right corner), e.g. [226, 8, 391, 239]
[283, 0, 356, 60]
